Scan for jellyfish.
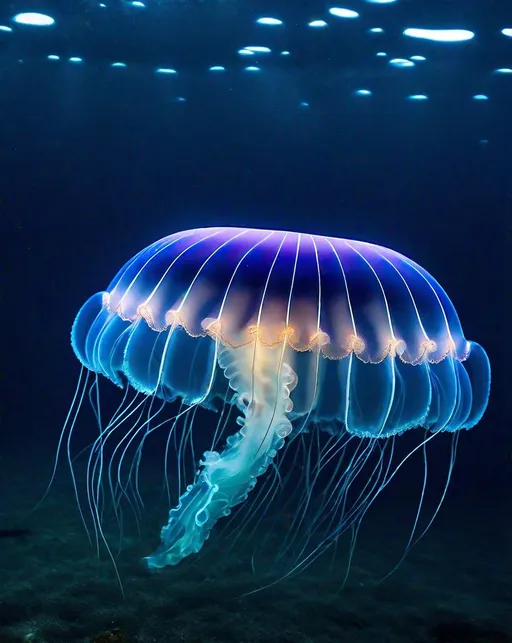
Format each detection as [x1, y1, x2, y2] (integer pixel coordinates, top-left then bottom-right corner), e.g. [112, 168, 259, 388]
[65, 226, 490, 580]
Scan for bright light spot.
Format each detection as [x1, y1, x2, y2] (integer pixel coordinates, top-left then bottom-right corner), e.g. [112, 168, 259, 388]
[365, 0, 396, 3]
[329, 8, 359, 19]
[175, 97, 186, 102]
[410, 55, 426, 61]
[502, 29, 512, 37]
[12, 12, 55, 26]
[256, 17, 283, 26]
[111, 62, 127, 68]
[369, 28, 384, 33]
[131, 1, 146, 7]
[244, 46, 271, 53]
[355, 89, 372, 96]
[156, 68, 177, 74]
[473, 94, 489, 100]
[389, 58, 415, 68]
[495, 67, 512, 74]
[309, 20, 328, 28]
[69, 57, 83, 63]
[376, 52, 387, 57]
[99, 3, 107, 7]
[209, 65, 226, 72]
[0, 25, 13, 32]
[238, 49, 255, 56]
[245, 66, 261, 72]
[300, 101, 310, 108]
[47, 55, 60, 60]
[404, 28, 475, 42]
[408, 94, 428, 100]
[280, 51, 291, 56]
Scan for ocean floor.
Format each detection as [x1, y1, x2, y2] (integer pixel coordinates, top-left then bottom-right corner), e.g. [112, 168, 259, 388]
[0, 459, 510, 643]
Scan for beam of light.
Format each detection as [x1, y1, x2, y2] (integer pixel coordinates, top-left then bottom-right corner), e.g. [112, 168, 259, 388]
[12, 12, 55, 26]
[329, 8, 359, 19]
[404, 28, 475, 42]
[389, 58, 415, 68]
[244, 46, 271, 53]
[256, 18, 283, 26]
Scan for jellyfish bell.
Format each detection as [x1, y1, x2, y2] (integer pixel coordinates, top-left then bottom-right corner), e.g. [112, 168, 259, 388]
[65, 226, 490, 580]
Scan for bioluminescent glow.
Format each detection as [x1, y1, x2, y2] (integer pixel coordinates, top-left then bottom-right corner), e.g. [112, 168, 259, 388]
[69, 57, 83, 63]
[156, 68, 177, 74]
[365, 0, 396, 3]
[256, 17, 283, 26]
[328, 7, 359, 19]
[300, 101, 310, 107]
[404, 28, 475, 42]
[355, 89, 372, 96]
[209, 66, 226, 72]
[244, 66, 261, 72]
[410, 55, 426, 61]
[308, 20, 328, 28]
[47, 55, 60, 61]
[244, 46, 271, 53]
[495, 67, 512, 74]
[0, 25, 12, 32]
[369, 28, 384, 33]
[111, 62, 127, 68]
[376, 52, 388, 57]
[389, 58, 415, 68]
[130, 1, 146, 7]
[12, 12, 55, 27]
[502, 28, 512, 38]
[473, 94, 489, 100]
[238, 49, 255, 56]
[64, 225, 490, 586]
[280, 51, 291, 56]
[408, 94, 428, 101]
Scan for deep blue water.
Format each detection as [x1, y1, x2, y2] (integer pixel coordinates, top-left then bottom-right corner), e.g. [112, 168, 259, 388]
[1, 1, 511, 641]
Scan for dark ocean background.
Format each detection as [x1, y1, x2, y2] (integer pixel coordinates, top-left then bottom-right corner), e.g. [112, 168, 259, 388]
[1, 0, 511, 641]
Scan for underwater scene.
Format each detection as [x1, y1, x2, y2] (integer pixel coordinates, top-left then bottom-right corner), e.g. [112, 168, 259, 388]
[1, 0, 511, 642]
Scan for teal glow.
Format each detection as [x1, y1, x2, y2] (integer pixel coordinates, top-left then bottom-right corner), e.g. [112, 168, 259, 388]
[309, 20, 328, 28]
